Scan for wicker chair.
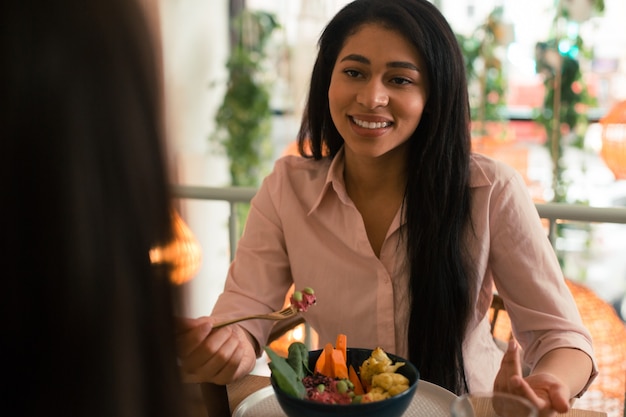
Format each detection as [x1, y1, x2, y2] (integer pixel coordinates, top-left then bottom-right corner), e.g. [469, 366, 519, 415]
[489, 279, 626, 417]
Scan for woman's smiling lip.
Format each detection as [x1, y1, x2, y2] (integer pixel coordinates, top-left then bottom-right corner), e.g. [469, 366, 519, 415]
[350, 115, 393, 129]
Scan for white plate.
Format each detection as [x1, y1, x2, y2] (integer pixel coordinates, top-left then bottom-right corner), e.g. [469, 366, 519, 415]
[232, 380, 457, 417]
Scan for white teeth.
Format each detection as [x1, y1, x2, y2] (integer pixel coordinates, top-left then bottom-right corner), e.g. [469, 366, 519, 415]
[352, 118, 391, 129]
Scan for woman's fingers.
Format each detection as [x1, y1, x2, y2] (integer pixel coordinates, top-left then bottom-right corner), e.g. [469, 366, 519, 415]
[506, 340, 523, 381]
[175, 317, 214, 358]
[494, 339, 523, 392]
[494, 339, 572, 417]
[174, 316, 212, 334]
[176, 322, 256, 384]
[524, 374, 571, 416]
[200, 326, 256, 384]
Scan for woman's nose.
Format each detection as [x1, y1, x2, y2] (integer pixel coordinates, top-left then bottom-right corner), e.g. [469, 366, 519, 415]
[356, 80, 389, 109]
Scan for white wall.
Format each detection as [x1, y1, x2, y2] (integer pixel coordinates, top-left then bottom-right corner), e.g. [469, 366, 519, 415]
[160, 0, 232, 317]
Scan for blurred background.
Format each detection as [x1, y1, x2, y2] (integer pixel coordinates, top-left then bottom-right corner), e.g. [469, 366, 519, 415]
[157, 0, 626, 323]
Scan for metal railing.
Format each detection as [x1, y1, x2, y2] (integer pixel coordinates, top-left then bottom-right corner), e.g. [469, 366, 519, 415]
[173, 185, 257, 258]
[536, 203, 626, 245]
[173, 184, 626, 254]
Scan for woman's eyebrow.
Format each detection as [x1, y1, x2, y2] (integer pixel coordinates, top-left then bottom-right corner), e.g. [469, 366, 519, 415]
[339, 54, 419, 72]
[388, 61, 420, 72]
[339, 53, 370, 65]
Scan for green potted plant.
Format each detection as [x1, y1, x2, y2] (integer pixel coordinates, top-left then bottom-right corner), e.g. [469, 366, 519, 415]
[457, 7, 527, 175]
[211, 9, 279, 235]
[533, 0, 604, 203]
[457, 6, 510, 139]
[533, 0, 604, 272]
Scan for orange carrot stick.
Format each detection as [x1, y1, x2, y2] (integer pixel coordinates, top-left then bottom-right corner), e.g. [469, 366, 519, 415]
[331, 348, 349, 379]
[315, 343, 334, 375]
[349, 365, 365, 395]
[335, 334, 347, 362]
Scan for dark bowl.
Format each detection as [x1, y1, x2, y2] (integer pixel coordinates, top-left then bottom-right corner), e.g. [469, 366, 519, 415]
[270, 347, 419, 417]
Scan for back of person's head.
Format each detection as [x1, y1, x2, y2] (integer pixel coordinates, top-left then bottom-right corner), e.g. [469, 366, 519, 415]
[1, 1, 184, 416]
[299, 0, 470, 163]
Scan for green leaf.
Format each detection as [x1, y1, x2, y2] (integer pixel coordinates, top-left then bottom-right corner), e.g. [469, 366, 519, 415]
[264, 346, 306, 399]
[286, 342, 310, 380]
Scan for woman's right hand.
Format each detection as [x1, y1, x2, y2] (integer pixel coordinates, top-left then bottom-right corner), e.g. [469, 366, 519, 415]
[175, 316, 257, 385]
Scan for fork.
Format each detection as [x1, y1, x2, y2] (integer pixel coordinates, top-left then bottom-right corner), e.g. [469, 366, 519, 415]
[212, 305, 299, 329]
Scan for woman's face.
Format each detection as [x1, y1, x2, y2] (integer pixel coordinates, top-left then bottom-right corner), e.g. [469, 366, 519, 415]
[328, 23, 428, 159]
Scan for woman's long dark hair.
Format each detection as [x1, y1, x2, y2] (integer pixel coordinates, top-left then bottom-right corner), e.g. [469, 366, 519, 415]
[1, 0, 185, 416]
[298, 0, 473, 394]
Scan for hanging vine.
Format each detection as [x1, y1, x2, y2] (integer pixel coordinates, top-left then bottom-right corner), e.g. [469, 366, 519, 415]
[457, 6, 509, 139]
[533, 0, 604, 273]
[211, 9, 279, 236]
[212, 10, 279, 188]
[533, 0, 604, 203]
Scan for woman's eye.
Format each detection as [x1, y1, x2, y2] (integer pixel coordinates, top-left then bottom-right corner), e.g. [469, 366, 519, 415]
[344, 69, 361, 78]
[390, 77, 412, 85]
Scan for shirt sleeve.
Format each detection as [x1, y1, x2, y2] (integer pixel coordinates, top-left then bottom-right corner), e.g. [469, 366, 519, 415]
[485, 165, 598, 396]
[210, 167, 294, 356]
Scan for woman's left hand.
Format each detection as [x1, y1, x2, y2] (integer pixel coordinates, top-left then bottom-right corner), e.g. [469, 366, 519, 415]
[493, 340, 570, 417]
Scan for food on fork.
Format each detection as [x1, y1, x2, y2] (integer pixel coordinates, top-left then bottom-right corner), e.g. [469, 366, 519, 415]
[290, 287, 316, 312]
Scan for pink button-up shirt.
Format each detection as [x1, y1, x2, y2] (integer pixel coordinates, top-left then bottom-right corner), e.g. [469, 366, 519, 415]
[211, 150, 596, 393]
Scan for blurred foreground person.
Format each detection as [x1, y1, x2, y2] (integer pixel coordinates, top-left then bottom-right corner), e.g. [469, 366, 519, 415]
[1, 1, 186, 416]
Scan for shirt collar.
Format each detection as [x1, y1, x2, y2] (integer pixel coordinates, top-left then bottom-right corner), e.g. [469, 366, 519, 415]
[308, 151, 492, 216]
[469, 153, 493, 188]
[308, 148, 352, 215]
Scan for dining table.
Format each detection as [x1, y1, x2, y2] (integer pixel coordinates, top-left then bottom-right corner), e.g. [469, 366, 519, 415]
[222, 374, 608, 417]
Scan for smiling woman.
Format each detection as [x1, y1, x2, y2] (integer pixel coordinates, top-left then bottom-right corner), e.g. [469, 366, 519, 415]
[177, 2, 596, 417]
